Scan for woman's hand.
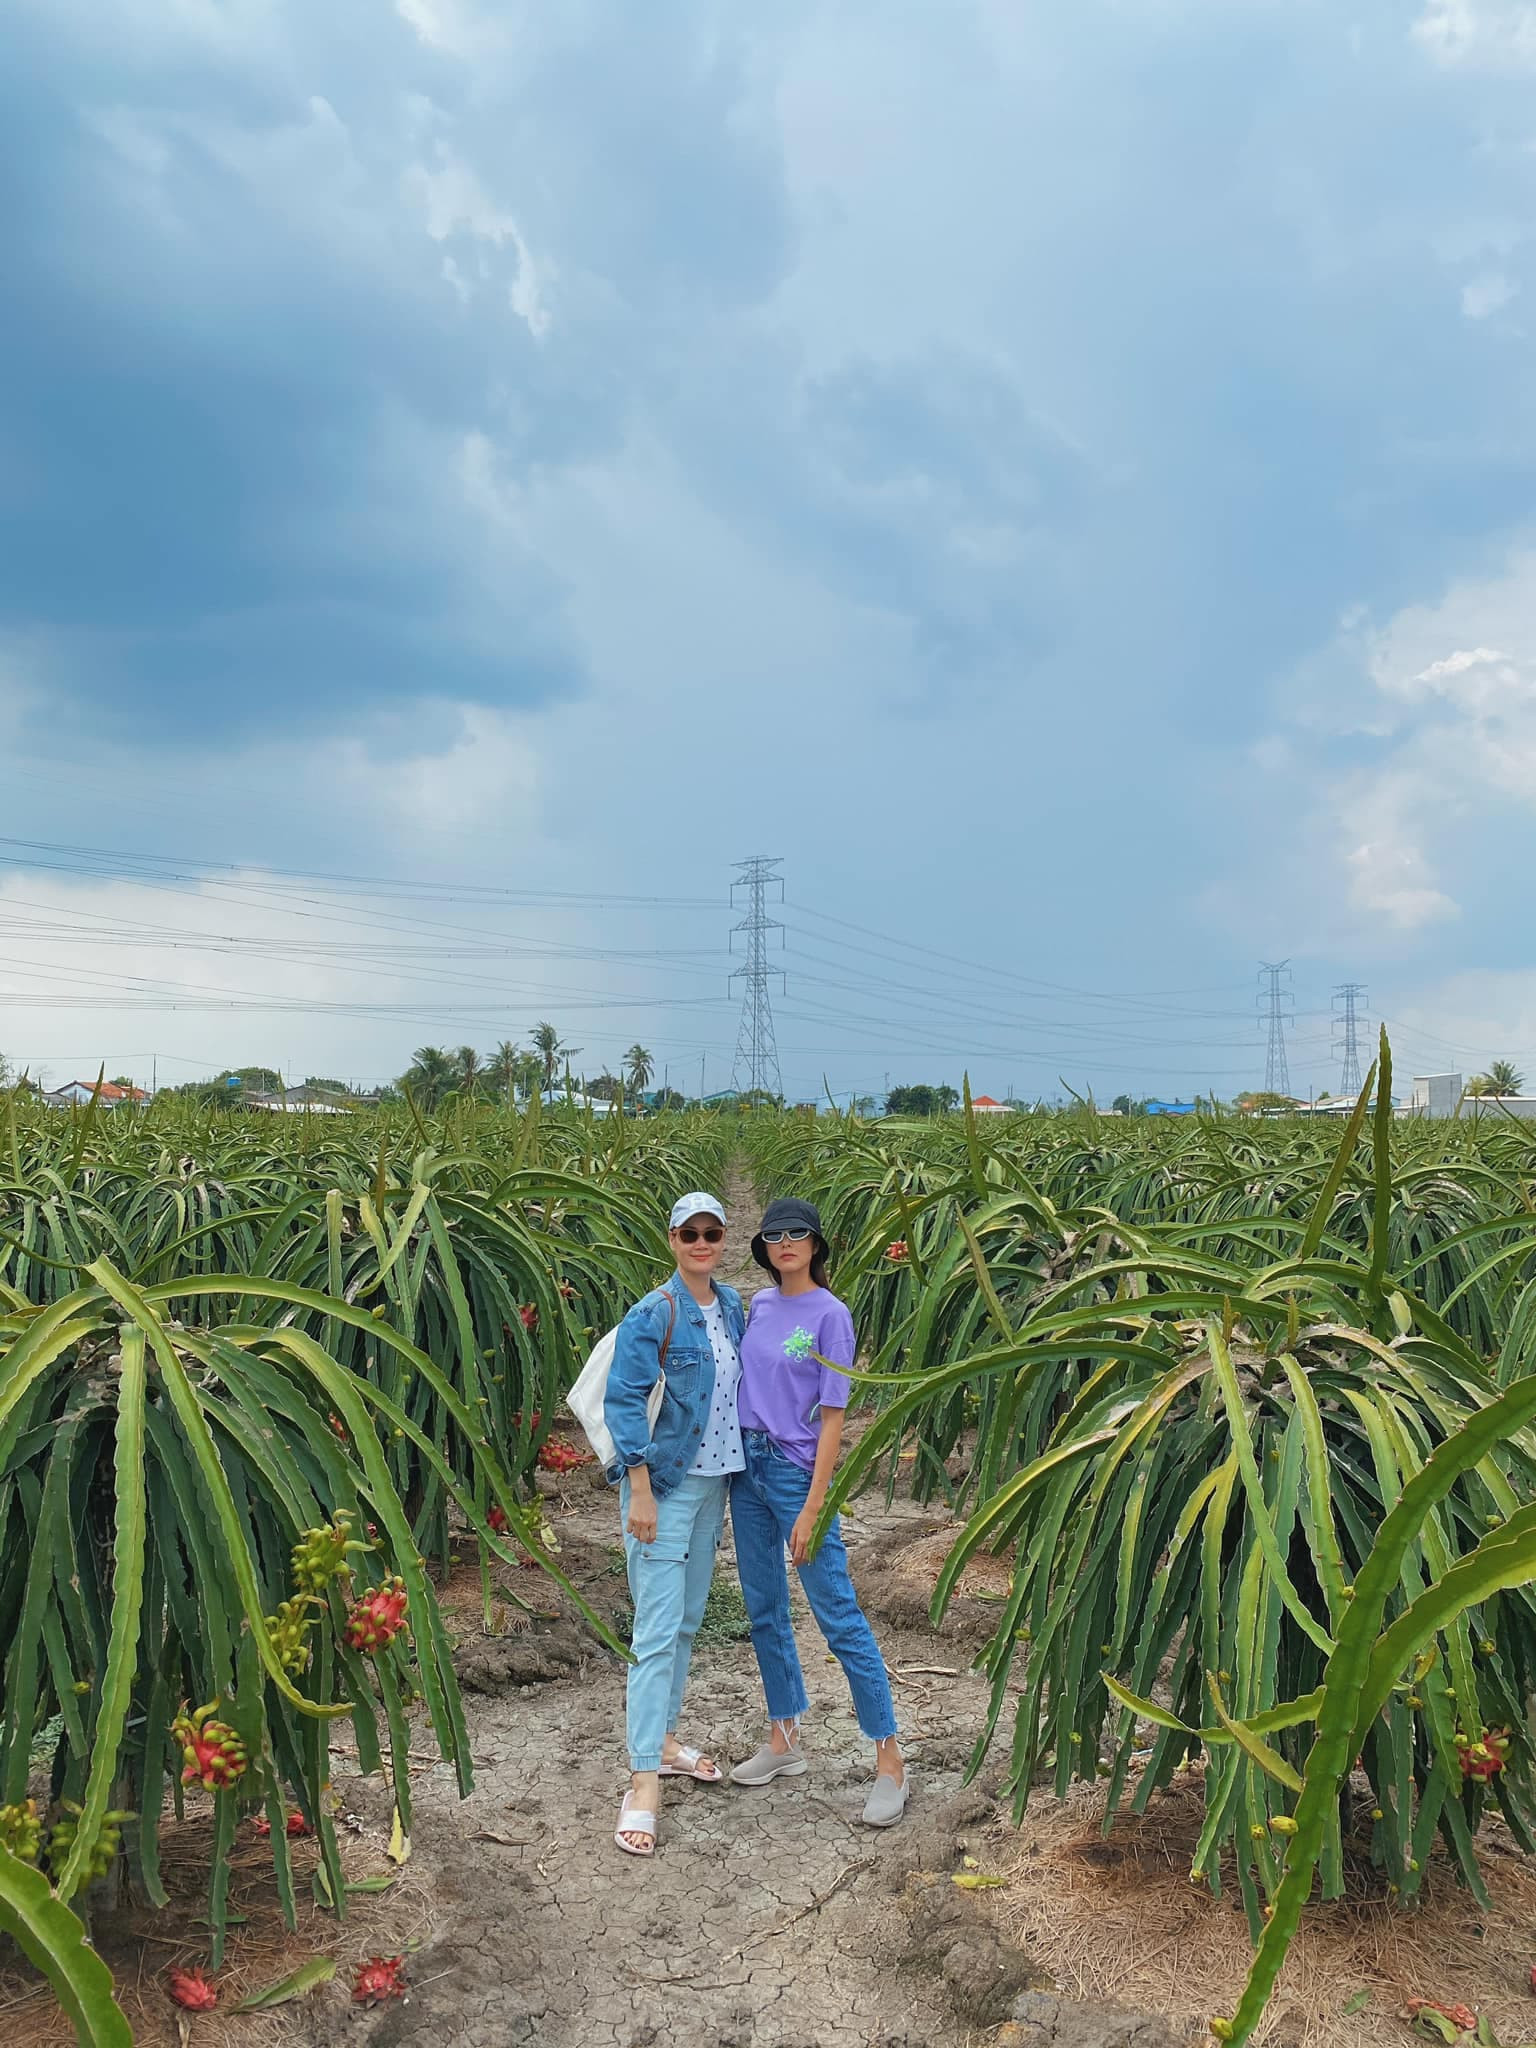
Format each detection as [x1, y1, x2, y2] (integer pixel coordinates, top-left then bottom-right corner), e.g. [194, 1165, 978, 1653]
[789, 1505, 819, 1566]
[626, 1473, 658, 1544]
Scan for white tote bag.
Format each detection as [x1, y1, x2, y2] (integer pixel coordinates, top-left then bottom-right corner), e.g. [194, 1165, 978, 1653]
[566, 1289, 676, 1469]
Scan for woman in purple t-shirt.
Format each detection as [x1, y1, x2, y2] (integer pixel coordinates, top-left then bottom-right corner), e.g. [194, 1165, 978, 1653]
[728, 1198, 907, 1826]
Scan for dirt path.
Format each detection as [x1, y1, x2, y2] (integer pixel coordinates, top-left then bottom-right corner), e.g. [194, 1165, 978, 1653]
[337, 1496, 1006, 2048]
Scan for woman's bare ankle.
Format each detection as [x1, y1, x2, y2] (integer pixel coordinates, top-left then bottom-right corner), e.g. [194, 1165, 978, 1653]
[767, 1718, 800, 1756]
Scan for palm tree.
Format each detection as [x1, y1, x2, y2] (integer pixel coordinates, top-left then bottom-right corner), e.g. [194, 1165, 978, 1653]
[488, 1040, 521, 1103]
[403, 1045, 454, 1111]
[623, 1044, 654, 1098]
[453, 1045, 483, 1096]
[531, 1022, 579, 1092]
[1488, 1059, 1525, 1096]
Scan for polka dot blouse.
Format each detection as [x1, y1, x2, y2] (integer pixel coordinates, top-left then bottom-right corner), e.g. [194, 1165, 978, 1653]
[690, 1294, 745, 1476]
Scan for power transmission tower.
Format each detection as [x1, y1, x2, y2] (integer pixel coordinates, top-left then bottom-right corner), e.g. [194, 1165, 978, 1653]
[1257, 961, 1294, 1098]
[730, 856, 785, 1100]
[1333, 983, 1367, 1097]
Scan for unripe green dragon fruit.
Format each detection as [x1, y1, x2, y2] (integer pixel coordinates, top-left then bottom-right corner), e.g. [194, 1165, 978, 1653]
[46, 1801, 133, 1881]
[290, 1512, 371, 1595]
[0, 1799, 42, 1863]
[264, 1594, 320, 1674]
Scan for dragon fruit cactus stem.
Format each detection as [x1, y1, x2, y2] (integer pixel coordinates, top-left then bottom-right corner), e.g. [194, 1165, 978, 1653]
[344, 1576, 410, 1654]
[171, 1701, 250, 1793]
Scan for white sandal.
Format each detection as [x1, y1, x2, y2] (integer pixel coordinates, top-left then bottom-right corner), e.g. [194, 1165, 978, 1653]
[658, 1744, 723, 1783]
[614, 1792, 656, 1858]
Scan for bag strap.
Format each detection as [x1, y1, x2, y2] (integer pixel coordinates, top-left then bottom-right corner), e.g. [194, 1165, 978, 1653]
[657, 1287, 678, 1371]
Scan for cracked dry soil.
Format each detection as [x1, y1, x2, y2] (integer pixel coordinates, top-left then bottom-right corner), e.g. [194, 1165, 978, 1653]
[333, 1483, 1013, 2048]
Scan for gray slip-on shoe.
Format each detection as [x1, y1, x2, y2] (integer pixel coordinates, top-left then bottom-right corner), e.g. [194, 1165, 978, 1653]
[729, 1741, 809, 1787]
[861, 1771, 910, 1827]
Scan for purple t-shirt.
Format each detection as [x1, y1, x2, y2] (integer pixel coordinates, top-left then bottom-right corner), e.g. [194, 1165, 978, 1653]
[737, 1286, 856, 1472]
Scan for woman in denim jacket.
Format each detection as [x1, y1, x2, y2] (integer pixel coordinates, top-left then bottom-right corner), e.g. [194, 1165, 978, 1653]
[603, 1191, 747, 1855]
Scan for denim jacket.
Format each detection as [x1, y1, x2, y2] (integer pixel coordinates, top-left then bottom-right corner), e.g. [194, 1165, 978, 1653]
[603, 1272, 747, 1497]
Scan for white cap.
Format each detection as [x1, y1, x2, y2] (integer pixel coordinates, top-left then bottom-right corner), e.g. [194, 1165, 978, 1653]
[669, 1191, 726, 1229]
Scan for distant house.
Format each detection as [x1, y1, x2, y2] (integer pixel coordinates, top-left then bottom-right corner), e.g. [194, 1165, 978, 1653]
[969, 1094, 1010, 1115]
[43, 1080, 149, 1108]
[246, 1087, 349, 1114]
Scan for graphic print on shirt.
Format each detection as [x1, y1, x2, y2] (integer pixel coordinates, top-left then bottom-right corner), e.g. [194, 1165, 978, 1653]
[782, 1326, 814, 1360]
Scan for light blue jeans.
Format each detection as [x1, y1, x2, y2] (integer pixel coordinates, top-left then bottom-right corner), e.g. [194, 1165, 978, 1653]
[731, 1431, 897, 1742]
[620, 1470, 729, 1772]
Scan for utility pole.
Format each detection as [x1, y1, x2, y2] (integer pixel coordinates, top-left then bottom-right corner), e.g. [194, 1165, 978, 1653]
[1257, 961, 1293, 1098]
[730, 856, 786, 1101]
[1333, 983, 1367, 1096]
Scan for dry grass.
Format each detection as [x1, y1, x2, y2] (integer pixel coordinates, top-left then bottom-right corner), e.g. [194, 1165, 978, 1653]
[979, 1769, 1536, 2047]
[0, 1800, 429, 2048]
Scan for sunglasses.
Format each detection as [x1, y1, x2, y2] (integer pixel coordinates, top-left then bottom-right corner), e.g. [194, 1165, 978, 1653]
[675, 1225, 724, 1244]
[761, 1226, 813, 1245]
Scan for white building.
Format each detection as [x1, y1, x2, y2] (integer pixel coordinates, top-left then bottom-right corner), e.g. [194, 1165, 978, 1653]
[1409, 1074, 1463, 1118]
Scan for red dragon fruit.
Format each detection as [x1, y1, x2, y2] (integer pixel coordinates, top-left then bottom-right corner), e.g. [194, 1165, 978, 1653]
[518, 1303, 539, 1331]
[487, 1503, 510, 1535]
[253, 1811, 310, 1838]
[884, 1240, 909, 1264]
[1455, 1727, 1511, 1781]
[167, 1967, 219, 2011]
[343, 1576, 410, 1653]
[353, 1955, 407, 2004]
[537, 1439, 590, 1475]
[171, 1701, 249, 1792]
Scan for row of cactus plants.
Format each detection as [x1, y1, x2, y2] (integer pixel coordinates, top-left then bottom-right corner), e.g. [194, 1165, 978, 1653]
[0, 1099, 727, 2037]
[747, 1045, 1536, 2047]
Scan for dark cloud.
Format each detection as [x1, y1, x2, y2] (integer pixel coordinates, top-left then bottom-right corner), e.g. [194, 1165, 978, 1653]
[0, 1, 795, 738]
[6, 0, 1536, 1033]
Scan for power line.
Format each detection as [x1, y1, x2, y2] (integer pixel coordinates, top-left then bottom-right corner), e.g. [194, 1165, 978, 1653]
[730, 857, 784, 1100]
[1333, 983, 1367, 1096]
[1258, 961, 1293, 1097]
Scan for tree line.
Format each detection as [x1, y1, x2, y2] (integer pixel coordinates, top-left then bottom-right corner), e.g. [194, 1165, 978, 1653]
[397, 1029, 660, 1111]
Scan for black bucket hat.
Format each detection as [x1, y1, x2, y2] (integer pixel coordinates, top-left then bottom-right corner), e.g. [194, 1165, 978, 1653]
[750, 1197, 826, 1274]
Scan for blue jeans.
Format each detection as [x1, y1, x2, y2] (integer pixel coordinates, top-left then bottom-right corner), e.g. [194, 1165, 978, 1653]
[730, 1431, 897, 1742]
[620, 1470, 728, 1772]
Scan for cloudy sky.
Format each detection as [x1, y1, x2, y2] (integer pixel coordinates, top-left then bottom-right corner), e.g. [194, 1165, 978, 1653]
[4, 0, 1536, 1103]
